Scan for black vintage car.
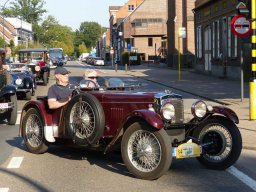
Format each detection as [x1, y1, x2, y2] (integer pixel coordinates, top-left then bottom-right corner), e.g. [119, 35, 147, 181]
[0, 48, 17, 125]
[7, 62, 37, 100]
[18, 48, 50, 85]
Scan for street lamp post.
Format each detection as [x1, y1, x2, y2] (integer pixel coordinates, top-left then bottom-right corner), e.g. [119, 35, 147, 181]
[1, 0, 11, 48]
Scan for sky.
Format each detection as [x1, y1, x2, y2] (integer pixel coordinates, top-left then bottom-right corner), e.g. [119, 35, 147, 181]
[43, 0, 127, 31]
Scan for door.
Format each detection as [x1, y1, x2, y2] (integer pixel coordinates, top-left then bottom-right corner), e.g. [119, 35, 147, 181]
[204, 26, 212, 71]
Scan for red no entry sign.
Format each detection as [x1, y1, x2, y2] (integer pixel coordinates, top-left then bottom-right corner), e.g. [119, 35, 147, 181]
[231, 14, 252, 37]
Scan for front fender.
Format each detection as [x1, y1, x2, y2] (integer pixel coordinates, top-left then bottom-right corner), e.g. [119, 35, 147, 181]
[211, 106, 239, 124]
[0, 85, 16, 97]
[130, 109, 163, 129]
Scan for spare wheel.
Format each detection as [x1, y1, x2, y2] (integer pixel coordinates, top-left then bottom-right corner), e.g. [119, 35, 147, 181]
[65, 93, 105, 145]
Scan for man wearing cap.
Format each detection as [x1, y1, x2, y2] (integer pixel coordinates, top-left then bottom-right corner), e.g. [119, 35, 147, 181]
[47, 67, 73, 109]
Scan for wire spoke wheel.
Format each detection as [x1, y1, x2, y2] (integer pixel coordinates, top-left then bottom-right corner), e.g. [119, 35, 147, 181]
[25, 114, 43, 148]
[128, 130, 161, 172]
[22, 108, 48, 154]
[121, 122, 171, 180]
[70, 101, 96, 139]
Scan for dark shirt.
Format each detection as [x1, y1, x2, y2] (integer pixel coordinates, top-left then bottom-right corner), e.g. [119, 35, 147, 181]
[47, 83, 73, 102]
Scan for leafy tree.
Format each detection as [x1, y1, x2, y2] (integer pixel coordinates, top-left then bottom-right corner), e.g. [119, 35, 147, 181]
[36, 16, 74, 54]
[77, 22, 102, 49]
[78, 43, 88, 55]
[1, 0, 47, 24]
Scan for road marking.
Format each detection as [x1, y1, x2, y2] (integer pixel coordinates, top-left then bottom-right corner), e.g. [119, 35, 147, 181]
[0, 188, 9, 192]
[7, 157, 24, 169]
[227, 166, 256, 191]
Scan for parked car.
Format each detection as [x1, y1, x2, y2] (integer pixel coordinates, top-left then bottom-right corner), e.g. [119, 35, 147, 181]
[7, 62, 37, 100]
[20, 77, 242, 180]
[0, 48, 17, 125]
[93, 57, 104, 66]
[18, 48, 50, 85]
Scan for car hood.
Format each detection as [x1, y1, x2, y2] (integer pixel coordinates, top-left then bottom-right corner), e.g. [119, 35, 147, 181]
[10, 72, 28, 79]
[92, 91, 156, 103]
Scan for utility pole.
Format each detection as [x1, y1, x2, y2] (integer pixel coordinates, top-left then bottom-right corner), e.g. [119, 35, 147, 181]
[250, 0, 256, 120]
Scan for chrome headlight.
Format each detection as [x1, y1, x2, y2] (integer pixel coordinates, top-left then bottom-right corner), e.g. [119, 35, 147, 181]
[15, 78, 22, 85]
[35, 66, 40, 71]
[191, 100, 207, 118]
[161, 103, 175, 120]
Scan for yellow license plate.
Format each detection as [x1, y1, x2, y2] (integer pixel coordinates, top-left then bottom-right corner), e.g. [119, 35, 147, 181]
[172, 143, 201, 159]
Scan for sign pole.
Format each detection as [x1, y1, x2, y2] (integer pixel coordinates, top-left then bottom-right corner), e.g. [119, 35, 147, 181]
[250, 0, 256, 120]
[178, 36, 181, 81]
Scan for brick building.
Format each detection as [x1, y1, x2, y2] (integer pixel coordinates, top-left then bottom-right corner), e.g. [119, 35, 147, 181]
[0, 16, 33, 55]
[109, 0, 144, 61]
[120, 0, 168, 61]
[167, 0, 195, 68]
[193, 0, 251, 80]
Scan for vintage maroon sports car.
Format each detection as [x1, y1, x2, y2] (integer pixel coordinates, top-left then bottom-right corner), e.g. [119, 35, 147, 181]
[19, 79, 242, 180]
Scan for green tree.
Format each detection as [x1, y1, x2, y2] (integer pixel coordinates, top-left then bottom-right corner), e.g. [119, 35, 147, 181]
[76, 22, 102, 49]
[36, 16, 74, 54]
[1, 0, 47, 24]
[78, 43, 88, 55]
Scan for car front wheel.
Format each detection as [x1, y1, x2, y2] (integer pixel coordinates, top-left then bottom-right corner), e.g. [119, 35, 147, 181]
[121, 121, 171, 180]
[22, 108, 49, 154]
[193, 116, 242, 170]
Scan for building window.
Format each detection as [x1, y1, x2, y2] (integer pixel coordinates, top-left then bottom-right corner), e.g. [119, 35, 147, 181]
[148, 38, 153, 47]
[212, 20, 220, 58]
[228, 16, 238, 58]
[196, 26, 202, 58]
[128, 5, 134, 11]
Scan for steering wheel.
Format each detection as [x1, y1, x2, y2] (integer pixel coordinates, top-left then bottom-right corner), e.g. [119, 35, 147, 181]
[80, 79, 97, 88]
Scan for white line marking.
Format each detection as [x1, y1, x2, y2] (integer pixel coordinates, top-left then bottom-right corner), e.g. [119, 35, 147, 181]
[7, 157, 24, 169]
[0, 188, 9, 192]
[227, 166, 256, 191]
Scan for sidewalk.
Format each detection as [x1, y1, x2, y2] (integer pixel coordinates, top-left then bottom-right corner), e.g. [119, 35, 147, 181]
[104, 63, 255, 150]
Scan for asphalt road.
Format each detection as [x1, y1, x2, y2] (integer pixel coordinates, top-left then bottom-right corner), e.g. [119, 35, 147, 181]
[0, 61, 255, 192]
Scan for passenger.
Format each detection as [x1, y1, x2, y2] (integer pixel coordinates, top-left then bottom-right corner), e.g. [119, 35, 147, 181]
[47, 67, 73, 109]
[82, 69, 100, 88]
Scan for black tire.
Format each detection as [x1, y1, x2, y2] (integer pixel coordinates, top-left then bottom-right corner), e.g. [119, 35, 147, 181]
[43, 72, 48, 85]
[65, 93, 105, 145]
[121, 121, 172, 180]
[25, 91, 32, 100]
[22, 108, 49, 154]
[192, 116, 242, 170]
[7, 94, 17, 125]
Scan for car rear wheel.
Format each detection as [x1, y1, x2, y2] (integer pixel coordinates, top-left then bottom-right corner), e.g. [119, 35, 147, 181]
[65, 93, 105, 146]
[6, 94, 17, 125]
[22, 108, 49, 154]
[121, 121, 172, 180]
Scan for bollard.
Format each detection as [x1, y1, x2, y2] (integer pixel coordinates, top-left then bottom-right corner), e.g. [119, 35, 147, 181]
[125, 64, 127, 72]
[115, 64, 117, 72]
[250, 0, 256, 120]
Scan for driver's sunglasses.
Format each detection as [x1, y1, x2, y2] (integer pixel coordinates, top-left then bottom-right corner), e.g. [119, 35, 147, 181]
[88, 76, 96, 80]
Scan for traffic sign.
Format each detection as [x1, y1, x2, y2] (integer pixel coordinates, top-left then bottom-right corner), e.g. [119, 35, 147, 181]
[236, 2, 249, 15]
[230, 14, 252, 37]
[110, 49, 114, 55]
